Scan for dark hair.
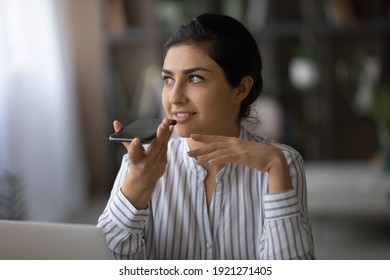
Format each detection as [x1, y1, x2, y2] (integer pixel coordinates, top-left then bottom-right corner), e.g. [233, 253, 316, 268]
[163, 13, 263, 119]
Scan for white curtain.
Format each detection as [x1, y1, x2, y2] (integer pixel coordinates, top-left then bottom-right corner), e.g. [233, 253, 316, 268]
[0, 0, 87, 221]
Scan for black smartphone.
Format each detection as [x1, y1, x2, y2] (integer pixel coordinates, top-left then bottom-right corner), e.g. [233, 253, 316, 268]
[109, 118, 176, 143]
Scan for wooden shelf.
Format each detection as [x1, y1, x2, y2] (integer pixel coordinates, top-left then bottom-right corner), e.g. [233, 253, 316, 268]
[254, 19, 390, 38]
[105, 27, 170, 45]
[101, 0, 390, 161]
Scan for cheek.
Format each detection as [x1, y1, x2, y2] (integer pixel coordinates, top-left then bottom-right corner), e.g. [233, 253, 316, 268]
[206, 88, 235, 109]
[161, 91, 169, 111]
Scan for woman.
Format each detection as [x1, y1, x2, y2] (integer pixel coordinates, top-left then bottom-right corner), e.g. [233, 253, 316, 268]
[98, 13, 314, 260]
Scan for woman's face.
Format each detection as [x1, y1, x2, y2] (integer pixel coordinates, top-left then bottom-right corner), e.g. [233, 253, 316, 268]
[162, 45, 242, 138]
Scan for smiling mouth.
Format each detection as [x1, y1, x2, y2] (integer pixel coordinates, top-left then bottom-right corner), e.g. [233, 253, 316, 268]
[175, 113, 196, 118]
[173, 112, 196, 123]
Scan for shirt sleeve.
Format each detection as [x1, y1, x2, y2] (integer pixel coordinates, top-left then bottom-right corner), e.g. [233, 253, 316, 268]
[97, 155, 149, 260]
[260, 149, 315, 259]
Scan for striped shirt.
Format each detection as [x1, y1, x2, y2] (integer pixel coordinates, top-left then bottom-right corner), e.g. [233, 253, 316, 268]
[97, 126, 315, 260]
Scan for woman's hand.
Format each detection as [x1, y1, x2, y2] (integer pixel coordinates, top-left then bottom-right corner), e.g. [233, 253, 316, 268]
[187, 134, 293, 193]
[114, 119, 175, 209]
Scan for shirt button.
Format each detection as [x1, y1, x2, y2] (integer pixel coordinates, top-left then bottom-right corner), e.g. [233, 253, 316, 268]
[137, 220, 145, 226]
[206, 242, 212, 249]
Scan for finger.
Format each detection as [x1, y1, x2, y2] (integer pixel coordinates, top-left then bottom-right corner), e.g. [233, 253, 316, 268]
[156, 121, 175, 159]
[144, 119, 174, 160]
[127, 138, 145, 163]
[156, 118, 171, 137]
[207, 153, 234, 165]
[153, 119, 174, 148]
[193, 148, 231, 165]
[112, 120, 131, 149]
[113, 120, 124, 133]
[187, 134, 225, 158]
[163, 119, 176, 142]
[187, 141, 228, 158]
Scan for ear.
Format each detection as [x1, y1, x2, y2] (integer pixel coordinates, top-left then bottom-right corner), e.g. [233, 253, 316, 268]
[234, 76, 254, 103]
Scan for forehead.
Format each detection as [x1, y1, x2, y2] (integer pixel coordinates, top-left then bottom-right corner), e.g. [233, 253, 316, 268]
[163, 45, 215, 69]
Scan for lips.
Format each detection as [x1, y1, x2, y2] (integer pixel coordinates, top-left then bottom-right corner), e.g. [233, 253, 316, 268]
[172, 111, 196, 123]
[175, 113, 195, 118]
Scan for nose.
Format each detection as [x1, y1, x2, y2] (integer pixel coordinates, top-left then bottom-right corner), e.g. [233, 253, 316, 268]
[169, 83, 187, 104]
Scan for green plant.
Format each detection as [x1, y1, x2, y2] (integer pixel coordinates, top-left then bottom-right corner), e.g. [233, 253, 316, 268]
[371, 82, 390, 131]
[371, 81, 390, 172]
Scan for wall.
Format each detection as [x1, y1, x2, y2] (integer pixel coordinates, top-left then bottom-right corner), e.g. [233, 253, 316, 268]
[64, 0, 112, 196]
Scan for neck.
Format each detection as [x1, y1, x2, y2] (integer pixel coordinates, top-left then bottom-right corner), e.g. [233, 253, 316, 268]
[186, 122, 241, 151]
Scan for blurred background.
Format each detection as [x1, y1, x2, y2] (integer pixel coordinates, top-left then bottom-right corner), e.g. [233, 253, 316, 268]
[0, 0, 389, 259]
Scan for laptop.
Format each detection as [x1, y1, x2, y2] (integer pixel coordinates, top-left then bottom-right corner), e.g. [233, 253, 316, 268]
[0, 220, 113, 260]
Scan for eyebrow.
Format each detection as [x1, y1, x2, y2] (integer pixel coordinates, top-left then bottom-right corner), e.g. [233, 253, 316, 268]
[161, 67, 212, 75]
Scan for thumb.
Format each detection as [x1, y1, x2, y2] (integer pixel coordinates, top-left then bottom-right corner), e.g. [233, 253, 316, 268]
[113, 120, 124, 133]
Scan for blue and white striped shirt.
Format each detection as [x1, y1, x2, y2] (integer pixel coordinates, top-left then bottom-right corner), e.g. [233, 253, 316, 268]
[97, 126, 314, 259]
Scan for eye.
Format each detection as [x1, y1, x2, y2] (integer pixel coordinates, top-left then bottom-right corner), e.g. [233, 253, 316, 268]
[189, 75, 203, 84]
[162, 75, 174, 86]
